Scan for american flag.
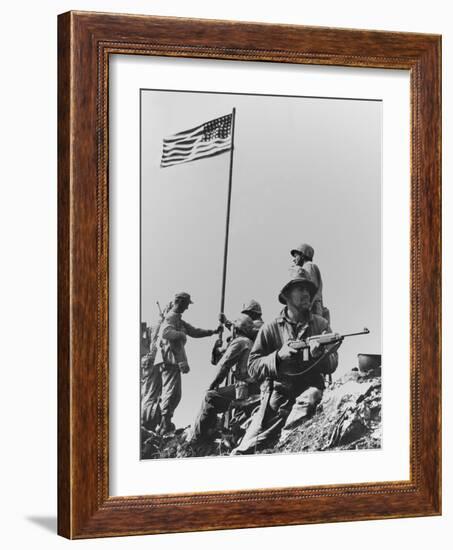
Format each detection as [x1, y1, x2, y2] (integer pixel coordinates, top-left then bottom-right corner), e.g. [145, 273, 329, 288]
[160, 113, 233, 168]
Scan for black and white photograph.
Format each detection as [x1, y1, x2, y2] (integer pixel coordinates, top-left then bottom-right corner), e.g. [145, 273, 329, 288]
[1, 0, 446, 545]
[140, 89, 382, 460]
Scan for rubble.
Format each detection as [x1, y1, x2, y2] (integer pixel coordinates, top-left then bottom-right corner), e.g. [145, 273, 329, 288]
[275, 368, 381, 454]
[142, 367, 382, 459]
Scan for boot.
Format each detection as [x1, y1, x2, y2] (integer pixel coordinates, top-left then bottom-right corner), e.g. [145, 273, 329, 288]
[159, 415, 175, 435]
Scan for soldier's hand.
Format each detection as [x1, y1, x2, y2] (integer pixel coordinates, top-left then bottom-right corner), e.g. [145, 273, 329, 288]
[219, 313, 227, 324]
[178, 361, 190, 374]
[309, 339, 323, 358]
[309, 330, 327, 358]
[213, 325, 223, 335]
[277, 342, 299, 362]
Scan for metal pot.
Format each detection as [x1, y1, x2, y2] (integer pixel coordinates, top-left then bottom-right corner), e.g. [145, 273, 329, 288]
[357, 353, 381, 374]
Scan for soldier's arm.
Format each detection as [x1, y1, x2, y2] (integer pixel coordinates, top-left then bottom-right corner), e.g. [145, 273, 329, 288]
[182, 321, 215, 338]
[313, 321, 339, 374]
[161, 318, 186, 342]
[218, 313, 233, 331]
[303, 262, 321, 288]
[208, 340, 246, 389]
[247, 324, 280, 382]
[250, 319, 264, 340]
[318, 348, 339, 374]
[218, 339, 247, 370]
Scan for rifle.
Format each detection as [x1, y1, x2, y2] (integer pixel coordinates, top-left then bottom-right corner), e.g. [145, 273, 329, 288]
[143, 301, 171, 370]
[283, 327, 370, 376]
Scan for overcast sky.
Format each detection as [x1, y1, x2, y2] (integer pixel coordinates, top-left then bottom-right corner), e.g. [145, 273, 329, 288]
[141, 89, 382, 428]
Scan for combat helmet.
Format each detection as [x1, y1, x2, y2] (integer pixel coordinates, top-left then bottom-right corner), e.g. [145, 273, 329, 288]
[278, 267, 318, 304]
[174, 292, 193, 304]
[241, 299, 262, 317]
[233, 314, 255, 338]
[290, 243, 315, 261]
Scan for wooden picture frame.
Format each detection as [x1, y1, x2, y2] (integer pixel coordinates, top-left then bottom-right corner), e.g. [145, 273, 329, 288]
[58, 11, 441, 539]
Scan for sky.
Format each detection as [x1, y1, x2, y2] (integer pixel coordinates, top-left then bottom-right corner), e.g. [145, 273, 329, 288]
[141, 89, 382, 428]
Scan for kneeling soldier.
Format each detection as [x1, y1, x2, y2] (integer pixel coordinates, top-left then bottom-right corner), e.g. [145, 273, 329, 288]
[190, 314, 257, 443]
[233, 269, 340, 454]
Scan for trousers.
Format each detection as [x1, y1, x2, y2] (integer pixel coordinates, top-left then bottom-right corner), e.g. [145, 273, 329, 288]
[191, 384, 236, 441]
[234, 378, 323, 454]
[141, 359, 162, 431]
[160, 364, 182, 423]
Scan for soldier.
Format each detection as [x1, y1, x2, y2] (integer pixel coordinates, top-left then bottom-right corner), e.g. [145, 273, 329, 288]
[141, 351, 162, 433]
[158, 292, 219, 434]
[233, 269, 340, 454]
[290, 243, 324, 317]
[141, 305, 172, 434]
[219, 299, 264, 341]
[140, 322, 151, 358]
[190, 314, 258, 443]
[241, 299, 264, 338]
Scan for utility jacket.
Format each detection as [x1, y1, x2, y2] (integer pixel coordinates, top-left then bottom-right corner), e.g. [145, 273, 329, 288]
[247, 308, 338, 386]
[303, 261, 323, 305]
[159, 310, 213, 366]
[214, 335, 253, 384]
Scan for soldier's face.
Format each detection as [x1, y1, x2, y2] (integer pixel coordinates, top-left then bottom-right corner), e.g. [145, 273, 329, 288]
[292, 252, 303, 266]
[246, 311, 261, 321]
[175, 299, 190, 313]
[286, 285, 311, 311]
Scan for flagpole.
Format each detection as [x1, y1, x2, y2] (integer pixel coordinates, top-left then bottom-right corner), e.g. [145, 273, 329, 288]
[220, 107, 236, 316]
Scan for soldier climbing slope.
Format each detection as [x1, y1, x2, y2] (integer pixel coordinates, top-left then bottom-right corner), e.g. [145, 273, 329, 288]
[190, 314, 259, 445]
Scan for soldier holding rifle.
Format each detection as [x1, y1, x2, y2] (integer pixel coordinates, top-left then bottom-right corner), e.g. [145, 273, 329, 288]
[233, 269, 340, 454]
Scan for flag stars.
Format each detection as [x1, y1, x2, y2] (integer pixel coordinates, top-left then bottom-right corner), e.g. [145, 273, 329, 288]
[161, 112, 233, 167]
[202, 115, 232, 142]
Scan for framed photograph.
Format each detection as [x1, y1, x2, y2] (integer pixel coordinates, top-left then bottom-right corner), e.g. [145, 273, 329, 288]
[58, 11, 441, 538]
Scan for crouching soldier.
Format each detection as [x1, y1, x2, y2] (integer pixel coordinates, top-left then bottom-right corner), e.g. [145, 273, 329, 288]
[233, 269, 340, 454]
[190, 314, 258, 443]
[158, 292, 219, 434]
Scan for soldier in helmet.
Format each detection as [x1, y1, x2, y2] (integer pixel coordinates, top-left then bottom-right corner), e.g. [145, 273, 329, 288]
[241, 299, 264, 338]
[290, 243, 324, 317]
[219, 299, 264, 340]
[190, 314, 258, 444]
[158, 292, 220, 434]
[233, 268, 340, 454]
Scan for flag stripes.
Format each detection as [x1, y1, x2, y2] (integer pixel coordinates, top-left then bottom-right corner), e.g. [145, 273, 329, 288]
[160, 113, 233, 168]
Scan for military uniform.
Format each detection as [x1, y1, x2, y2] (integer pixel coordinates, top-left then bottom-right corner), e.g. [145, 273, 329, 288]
[191, 324, 255, 442]
[234, 276, 338, 454]
[159, 309, 216, 431]
[300, 261, 323, 316]
[290, 243, 324, 317]
[141, 352, 162, 431]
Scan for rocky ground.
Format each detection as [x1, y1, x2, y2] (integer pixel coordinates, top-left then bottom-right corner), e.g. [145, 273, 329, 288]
[141, 367, 381, 460]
